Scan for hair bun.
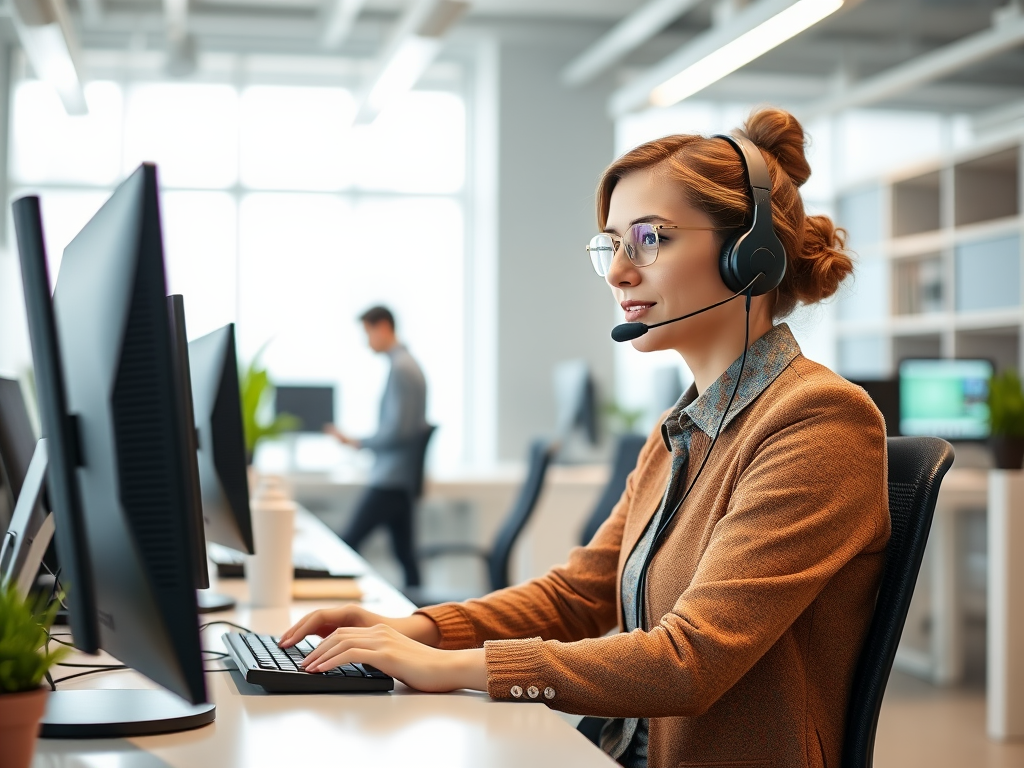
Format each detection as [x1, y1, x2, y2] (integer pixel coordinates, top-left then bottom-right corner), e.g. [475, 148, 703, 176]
[742, 108, 811, 188]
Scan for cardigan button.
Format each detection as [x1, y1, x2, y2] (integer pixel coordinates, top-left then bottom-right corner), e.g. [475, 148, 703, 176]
[543, 687, 555, 700]
[510, 685, 523, 699]
[527, 686, 539, 699]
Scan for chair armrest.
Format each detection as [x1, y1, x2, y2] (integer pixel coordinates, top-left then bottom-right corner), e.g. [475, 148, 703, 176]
[417, 543, 490, 561]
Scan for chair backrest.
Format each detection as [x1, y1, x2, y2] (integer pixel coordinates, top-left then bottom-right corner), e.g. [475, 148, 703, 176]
[410, 425, 437, 500]
[580, 433, 647, 546]
[842, 436, 954, 768]
[488, 439, 554, 592]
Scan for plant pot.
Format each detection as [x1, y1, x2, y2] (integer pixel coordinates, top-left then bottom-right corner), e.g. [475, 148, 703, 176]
[990, 436, 1024, 470]
[0, 686, 48, 768]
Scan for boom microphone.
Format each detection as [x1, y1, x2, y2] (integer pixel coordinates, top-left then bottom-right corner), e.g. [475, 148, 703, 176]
[610, 274, 763, 343]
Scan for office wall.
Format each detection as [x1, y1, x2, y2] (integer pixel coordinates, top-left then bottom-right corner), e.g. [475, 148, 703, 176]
[494, 37, 616, 461]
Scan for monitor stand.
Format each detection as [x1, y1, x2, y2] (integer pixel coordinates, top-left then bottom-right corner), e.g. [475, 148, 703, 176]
[196, 589, 236, 613]
[40, 689, 216, 738]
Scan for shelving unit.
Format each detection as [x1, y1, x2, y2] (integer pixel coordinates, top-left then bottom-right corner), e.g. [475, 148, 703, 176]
[834, 134, 1024, 379]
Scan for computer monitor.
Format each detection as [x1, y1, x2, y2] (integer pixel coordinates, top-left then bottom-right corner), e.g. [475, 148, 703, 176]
[188, 323, 254, 555]
[553, 359, 598, 446]
[9, 198, 97, 652]
[0, 376, 66, 609]
[275, 384, 334, 433]
[0, 375, 51, 594]
[848, 378, 900, 437]
[898, 358, 993, 440]
[168, 296, 238, 614]
[0, 377, 36, 504]
[12, 169, 215, 736]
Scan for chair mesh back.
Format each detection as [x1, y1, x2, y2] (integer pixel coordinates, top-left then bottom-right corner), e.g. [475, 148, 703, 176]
[488, 439, 553, 592]
[842, 436, 954, 768]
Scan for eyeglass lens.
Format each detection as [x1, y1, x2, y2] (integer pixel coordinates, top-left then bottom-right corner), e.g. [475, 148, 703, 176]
[588, 223, 660, 276]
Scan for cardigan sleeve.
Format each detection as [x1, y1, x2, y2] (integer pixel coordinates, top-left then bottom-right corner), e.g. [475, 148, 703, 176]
[478, 387, 890, 716]
[415, 423, 665, 651]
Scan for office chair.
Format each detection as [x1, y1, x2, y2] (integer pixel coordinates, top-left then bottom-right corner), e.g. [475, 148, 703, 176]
[579, 433, 647, 546]
[404, 439, 554, 607]
[842, 435, 953, 768]
[411, 425, 437, 502]
[577, 436, 955, 758]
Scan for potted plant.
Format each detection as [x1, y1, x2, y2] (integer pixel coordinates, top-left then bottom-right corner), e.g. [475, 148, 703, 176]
[239, 345, 300, 465]
[0, 583, 69, 768]
[988, 369, 1024, 470]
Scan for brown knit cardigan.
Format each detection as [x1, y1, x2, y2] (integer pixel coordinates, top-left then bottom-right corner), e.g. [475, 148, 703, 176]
[419, 354, 890, 768]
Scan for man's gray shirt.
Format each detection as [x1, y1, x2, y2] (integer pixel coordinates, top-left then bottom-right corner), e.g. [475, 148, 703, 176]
[360, 344, 428, 495]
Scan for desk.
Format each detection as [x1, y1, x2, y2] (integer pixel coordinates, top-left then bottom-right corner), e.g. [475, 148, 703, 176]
[33, 509, 614, 768]
[895, 467, 988, 685]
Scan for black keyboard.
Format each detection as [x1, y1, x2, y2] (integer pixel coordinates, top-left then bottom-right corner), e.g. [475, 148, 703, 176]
[211, 549, 352, 580]
[222, 632, 394, 693]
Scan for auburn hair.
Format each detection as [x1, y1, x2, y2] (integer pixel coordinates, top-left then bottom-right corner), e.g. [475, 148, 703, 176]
[596, 107, 851, 318]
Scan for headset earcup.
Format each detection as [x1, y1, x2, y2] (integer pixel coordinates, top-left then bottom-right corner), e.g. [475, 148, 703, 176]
[718, 235, 742, 293]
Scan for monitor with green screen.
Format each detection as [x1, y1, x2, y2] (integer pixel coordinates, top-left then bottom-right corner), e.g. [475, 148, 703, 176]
[899, 359, 993, 439]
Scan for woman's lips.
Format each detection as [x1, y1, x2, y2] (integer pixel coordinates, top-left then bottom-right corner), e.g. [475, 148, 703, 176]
[621, 301, 655, 322]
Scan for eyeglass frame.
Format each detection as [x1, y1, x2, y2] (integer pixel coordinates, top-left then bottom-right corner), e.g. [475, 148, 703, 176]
[586, 223, 725, 277]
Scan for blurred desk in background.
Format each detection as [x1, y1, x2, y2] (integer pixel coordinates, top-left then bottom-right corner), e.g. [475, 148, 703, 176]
[288, 465, 608, 592]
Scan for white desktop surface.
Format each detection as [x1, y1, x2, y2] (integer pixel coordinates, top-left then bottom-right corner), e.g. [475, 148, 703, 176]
[33, 510, 614, 768]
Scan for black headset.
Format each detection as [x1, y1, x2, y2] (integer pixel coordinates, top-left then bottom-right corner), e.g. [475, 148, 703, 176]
[714, 133, 787, 296]
[630, 134, 788, 631]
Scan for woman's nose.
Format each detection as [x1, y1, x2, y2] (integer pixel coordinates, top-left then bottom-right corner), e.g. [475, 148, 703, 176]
[605, 245, 639, 288]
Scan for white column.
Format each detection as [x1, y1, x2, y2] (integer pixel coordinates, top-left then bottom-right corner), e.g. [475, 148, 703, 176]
[987, 469, 1024, 740]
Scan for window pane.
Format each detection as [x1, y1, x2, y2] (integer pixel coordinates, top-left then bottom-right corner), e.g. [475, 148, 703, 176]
[237, 193, 464, 469]
[346, 196, 465, 468]
[123, 84, 239, 189]
[351, 91, 465, 193]
[14, 189, 112, 284]
[161, 191, 239, 337]
[11, 81, 123, 186]
[239, 87, 356, 191]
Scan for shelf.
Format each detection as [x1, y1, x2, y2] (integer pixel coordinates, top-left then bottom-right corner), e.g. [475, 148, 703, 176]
[833, 133, 1024, 380]
[889, 230, 950, 259]
[892, 254, 943, 317]
[892, 170, 941, 237]
[954, 147, 1020, 227]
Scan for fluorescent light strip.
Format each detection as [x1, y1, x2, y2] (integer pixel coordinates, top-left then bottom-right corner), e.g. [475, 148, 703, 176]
[650, 0, 843, 107]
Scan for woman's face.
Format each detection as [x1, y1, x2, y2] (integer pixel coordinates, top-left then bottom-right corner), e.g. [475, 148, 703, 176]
[603, 168, 736, 355]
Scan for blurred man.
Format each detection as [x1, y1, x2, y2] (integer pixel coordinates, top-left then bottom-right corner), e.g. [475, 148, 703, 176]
[325, 306, 428, 587]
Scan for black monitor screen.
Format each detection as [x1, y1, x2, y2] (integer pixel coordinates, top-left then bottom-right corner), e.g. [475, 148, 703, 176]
[899, 359, 993, 440]
[275, 385, 335, 433]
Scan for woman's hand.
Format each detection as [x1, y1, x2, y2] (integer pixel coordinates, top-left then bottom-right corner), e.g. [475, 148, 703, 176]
[298, 624, 487, 693]
[278, 605, 441, 648]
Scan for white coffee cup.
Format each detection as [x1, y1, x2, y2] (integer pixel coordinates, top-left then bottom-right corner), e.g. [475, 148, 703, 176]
[246, 487, 296, 608]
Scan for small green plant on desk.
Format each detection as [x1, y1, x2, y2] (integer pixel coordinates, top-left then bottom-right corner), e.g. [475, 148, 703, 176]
[0, 582, 70, 768]
[988, 369, 1024, 470]
[602, 401, 645, 436]
[239, 344, 301, 464]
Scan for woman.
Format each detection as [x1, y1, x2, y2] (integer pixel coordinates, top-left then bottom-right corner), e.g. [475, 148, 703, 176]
[280, 107, 890, 768]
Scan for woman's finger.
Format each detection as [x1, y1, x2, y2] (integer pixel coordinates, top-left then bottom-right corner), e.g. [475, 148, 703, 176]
[279, 611, 327, 647]
[301, 626, 389, 669]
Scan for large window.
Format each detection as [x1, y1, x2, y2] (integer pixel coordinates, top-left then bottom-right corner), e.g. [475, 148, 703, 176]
[10, 66, 469, 471]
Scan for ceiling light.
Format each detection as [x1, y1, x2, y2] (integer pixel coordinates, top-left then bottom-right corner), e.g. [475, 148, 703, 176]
[650, 0, 842, 107]
[10, 0, 87, 115]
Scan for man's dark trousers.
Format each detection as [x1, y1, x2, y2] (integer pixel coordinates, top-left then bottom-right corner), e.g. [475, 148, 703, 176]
[341, 487, 421, 587]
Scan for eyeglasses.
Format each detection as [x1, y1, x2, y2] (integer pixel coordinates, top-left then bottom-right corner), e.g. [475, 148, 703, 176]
[586, 222, 720, 277]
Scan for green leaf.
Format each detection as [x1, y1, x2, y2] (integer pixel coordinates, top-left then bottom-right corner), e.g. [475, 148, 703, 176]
[238, 341, 302, 457]
[0, 582, 70, 694]
[988, 369, 1024, 437]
